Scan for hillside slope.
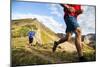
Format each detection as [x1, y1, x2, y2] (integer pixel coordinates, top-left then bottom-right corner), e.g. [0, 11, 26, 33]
[12, 18, 59, 44]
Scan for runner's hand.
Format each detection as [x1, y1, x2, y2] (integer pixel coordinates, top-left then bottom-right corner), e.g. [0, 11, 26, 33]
[75, 9, 83, 15]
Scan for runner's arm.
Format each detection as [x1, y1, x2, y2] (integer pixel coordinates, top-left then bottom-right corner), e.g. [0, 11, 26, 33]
[60, 4, 75, 13]
[60, 4, 70, 8]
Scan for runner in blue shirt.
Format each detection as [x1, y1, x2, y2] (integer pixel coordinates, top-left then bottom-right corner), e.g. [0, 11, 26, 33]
[28, 31, 35, 46]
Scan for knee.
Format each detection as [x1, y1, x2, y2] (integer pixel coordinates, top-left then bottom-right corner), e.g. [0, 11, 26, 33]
[75, 28, 81, 36]
[66, 33, 72, 41]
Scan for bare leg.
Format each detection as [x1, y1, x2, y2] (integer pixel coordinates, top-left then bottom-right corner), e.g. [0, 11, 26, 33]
[52, 32, 72, 52]
[57, 32, 72, 44]
[74, 27, 83, 57]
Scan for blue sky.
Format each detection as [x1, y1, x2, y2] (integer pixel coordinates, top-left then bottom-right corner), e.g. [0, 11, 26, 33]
[12, 0, 96, 35]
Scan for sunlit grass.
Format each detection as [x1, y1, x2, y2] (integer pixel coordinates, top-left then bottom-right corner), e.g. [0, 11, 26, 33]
[12, 37, 96, 66]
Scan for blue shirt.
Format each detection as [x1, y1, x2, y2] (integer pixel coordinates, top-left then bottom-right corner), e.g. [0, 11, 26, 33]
[28, 31, 35, 38]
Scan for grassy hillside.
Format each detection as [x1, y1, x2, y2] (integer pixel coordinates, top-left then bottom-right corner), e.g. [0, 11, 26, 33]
[11, 18, 96, 66]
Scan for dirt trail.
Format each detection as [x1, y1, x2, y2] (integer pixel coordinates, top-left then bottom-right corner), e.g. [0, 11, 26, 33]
[24, 41, 78, 63]
[58, 42, 77, 52]
[25, 46, 65, 63]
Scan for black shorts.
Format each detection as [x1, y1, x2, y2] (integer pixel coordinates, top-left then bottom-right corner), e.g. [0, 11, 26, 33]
[29, 38, 33, 43]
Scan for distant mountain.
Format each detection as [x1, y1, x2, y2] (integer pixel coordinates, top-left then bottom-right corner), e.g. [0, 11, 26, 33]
[11, 18, 59, 45]
[56, 33, 66, 38]
[83, 33, 96, 49]
[56, 32, 96, 49]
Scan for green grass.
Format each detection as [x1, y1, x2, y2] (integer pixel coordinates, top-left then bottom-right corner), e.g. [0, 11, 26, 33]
[12, 48, 52, 66]
[40, 30, 53, 44]
[12, 37, 28, 48]
[12, 37, 96, 66]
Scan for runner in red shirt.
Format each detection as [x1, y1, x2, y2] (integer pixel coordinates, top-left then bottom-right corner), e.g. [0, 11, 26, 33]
[52, 4, 86, 62]
[62, 4, 82, 16]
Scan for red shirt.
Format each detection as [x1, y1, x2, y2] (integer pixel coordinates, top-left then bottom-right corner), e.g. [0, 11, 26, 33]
[64, 4, 81, 17]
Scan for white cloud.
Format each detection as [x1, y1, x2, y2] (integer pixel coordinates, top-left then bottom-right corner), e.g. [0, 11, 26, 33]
[32, 15, 66, 33]
[78, 6, 95, 35]
[49, 4, 63, 18]
[12, 13, 34, 20]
